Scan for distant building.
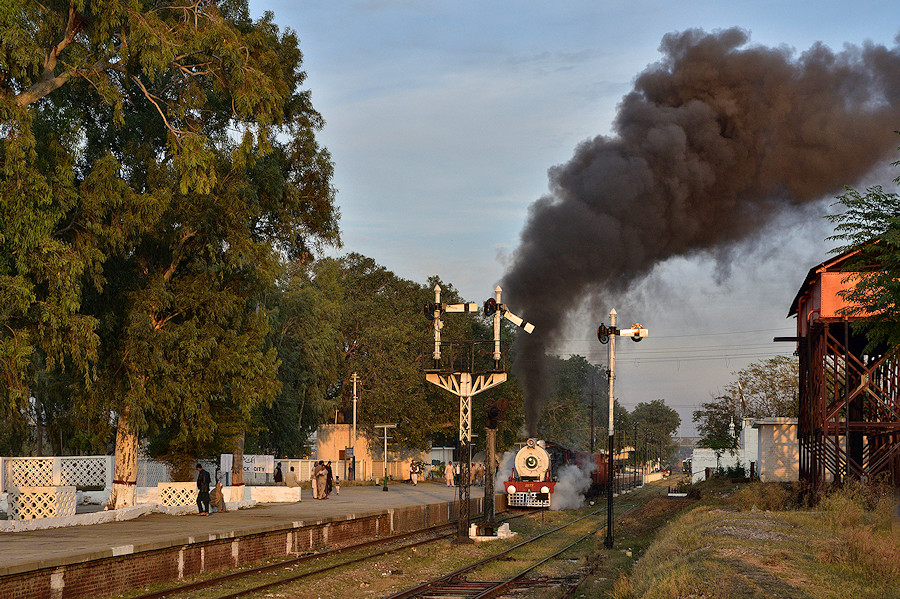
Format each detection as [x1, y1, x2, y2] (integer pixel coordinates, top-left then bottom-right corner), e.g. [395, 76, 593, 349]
[690, 419, 758, 482]
[690, 418, 800, 483]
[752, 418, 799, 483]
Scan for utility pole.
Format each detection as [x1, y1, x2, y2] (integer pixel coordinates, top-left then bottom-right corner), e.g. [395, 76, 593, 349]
[598, 309, 648, 549]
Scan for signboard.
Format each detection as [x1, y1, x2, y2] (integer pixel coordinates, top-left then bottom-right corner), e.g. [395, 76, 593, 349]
[220, 454, 275, 474]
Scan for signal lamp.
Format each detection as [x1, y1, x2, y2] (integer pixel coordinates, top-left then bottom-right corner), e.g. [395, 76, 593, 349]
[597, 324, 611, 344]
[483, 298, 497, 317]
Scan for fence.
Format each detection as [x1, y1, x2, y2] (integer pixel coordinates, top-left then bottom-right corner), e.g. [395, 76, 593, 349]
[1, 456, 113, 492]
[1, 455, 403, 492]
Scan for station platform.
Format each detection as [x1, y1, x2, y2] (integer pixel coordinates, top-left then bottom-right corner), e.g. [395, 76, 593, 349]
[0, 482, 492, 599]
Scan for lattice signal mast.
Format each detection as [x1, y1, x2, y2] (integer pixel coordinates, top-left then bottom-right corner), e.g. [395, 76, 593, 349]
[424, 285, 533, 541]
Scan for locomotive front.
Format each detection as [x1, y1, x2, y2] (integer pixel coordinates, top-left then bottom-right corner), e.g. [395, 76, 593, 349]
[505, 438, 555, 508]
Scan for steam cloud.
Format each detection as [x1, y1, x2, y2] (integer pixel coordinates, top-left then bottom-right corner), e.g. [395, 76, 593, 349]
[493, 449, 597, 510]
[502, 28, 900, 434]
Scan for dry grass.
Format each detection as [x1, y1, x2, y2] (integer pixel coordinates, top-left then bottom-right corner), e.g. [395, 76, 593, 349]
[614, 479, 900, 599]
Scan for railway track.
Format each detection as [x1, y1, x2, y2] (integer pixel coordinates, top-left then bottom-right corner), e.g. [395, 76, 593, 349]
[127, 484, 654, 599]
[128, 511, 533, 599]
[386, 485, 652, 599]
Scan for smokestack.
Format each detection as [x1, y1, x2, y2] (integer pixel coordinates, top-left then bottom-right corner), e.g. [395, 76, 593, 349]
[503, 28, 900, 435]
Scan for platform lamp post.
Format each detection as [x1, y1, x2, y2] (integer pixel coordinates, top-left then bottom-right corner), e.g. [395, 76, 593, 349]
[598, 308, 648, 549]
[350, 372, 359, 481]
[375, 424, 396, 492]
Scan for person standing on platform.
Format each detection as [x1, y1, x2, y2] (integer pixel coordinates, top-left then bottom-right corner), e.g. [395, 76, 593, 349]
[314, 461, 328, 499]
[286, 466, 301, 502]
[454, 461, 461, 487]
[445, 462, 454, 487]
[324, 461, 333, 498]
[274, 462, 284, 485]
[410, 461, 420, 486]
[196, 463, 211, 516]
[310, 462, 318, 499]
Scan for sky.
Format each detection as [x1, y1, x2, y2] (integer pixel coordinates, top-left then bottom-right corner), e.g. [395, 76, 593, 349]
[249, 1, 900, 435]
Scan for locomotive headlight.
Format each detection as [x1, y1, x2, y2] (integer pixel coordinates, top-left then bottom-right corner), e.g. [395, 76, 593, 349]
[525, 455, 538, 469]
[507, 485, 516, 494]
[540, 486, 550, 494]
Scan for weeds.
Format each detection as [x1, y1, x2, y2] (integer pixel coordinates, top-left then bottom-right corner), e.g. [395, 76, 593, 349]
[619, 478, 900, 598]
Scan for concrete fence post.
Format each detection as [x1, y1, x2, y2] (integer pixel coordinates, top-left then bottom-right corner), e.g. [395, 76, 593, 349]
[52, 457, 62, 486]
[106, 456, 115, 490]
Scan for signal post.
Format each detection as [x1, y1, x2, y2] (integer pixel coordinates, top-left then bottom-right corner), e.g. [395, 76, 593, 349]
[597, 309, 647, 549]
[424, 285, 533, 542]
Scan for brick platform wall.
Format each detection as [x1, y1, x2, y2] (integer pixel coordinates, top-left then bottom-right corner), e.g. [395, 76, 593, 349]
[0, 512, 391, 599]
[0, 496, 507, 599]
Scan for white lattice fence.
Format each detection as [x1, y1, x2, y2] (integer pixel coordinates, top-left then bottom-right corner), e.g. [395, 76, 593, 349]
[8, 486, 77, 519]
[158, 482, 198, 506]
[59, 457, 107, 487]
[5, 458, 54, 489]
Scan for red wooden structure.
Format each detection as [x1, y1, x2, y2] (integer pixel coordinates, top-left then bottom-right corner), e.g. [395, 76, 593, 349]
[789, 250, 900, 489]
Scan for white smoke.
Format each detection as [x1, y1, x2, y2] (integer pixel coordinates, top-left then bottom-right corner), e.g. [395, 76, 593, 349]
[494, 451, 516, 491]
[495, 448, 598, 510]
[549, 462, 594, 511]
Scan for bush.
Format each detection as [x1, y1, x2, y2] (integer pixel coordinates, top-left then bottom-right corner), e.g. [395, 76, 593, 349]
[722, 461, 747, 479]
[730, 482, 795, 511]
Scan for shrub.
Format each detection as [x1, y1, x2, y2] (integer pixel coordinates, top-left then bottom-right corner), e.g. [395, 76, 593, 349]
[722, 461, 747, 479]
[730, 482, 795, 511]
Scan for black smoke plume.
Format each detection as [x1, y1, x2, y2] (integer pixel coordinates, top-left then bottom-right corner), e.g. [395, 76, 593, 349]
[502, 28, 900, 435]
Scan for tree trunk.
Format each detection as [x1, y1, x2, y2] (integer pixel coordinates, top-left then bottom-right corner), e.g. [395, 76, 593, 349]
[35, 395, 44, 457]
[230, 431, 245, 502]
[106, 411, 138, 510]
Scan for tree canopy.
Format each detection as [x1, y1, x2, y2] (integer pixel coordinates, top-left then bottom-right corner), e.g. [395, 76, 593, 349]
[692, 355, 798, 450]
[1, 2, 339, 493]
[827, 161, 900, 353]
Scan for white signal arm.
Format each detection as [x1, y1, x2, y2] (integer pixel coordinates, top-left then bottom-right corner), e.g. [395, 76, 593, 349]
[501, 307, 535, 334]
[444, 302, 480, 313]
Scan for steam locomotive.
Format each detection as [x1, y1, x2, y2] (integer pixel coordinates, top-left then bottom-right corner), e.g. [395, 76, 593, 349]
[503, 438, 612, 508]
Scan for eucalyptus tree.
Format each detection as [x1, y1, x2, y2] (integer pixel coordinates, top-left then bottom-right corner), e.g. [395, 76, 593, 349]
[251, 258, 344, 457]
[2, 1, 338, 505]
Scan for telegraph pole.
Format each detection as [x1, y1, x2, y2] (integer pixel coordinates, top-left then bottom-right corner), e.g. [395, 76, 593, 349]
[597, 309, 648, 549]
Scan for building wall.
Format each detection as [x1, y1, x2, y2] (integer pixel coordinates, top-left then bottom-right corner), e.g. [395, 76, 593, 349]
[690, 420, 759, 483]
[315, 424, 427, 482]
[754, 419, 799, 483]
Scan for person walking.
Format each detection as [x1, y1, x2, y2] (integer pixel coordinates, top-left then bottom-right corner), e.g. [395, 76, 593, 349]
[410, 461, 420, 486]
[445, 462, 454, 487]
[196, 463, 211, 516]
